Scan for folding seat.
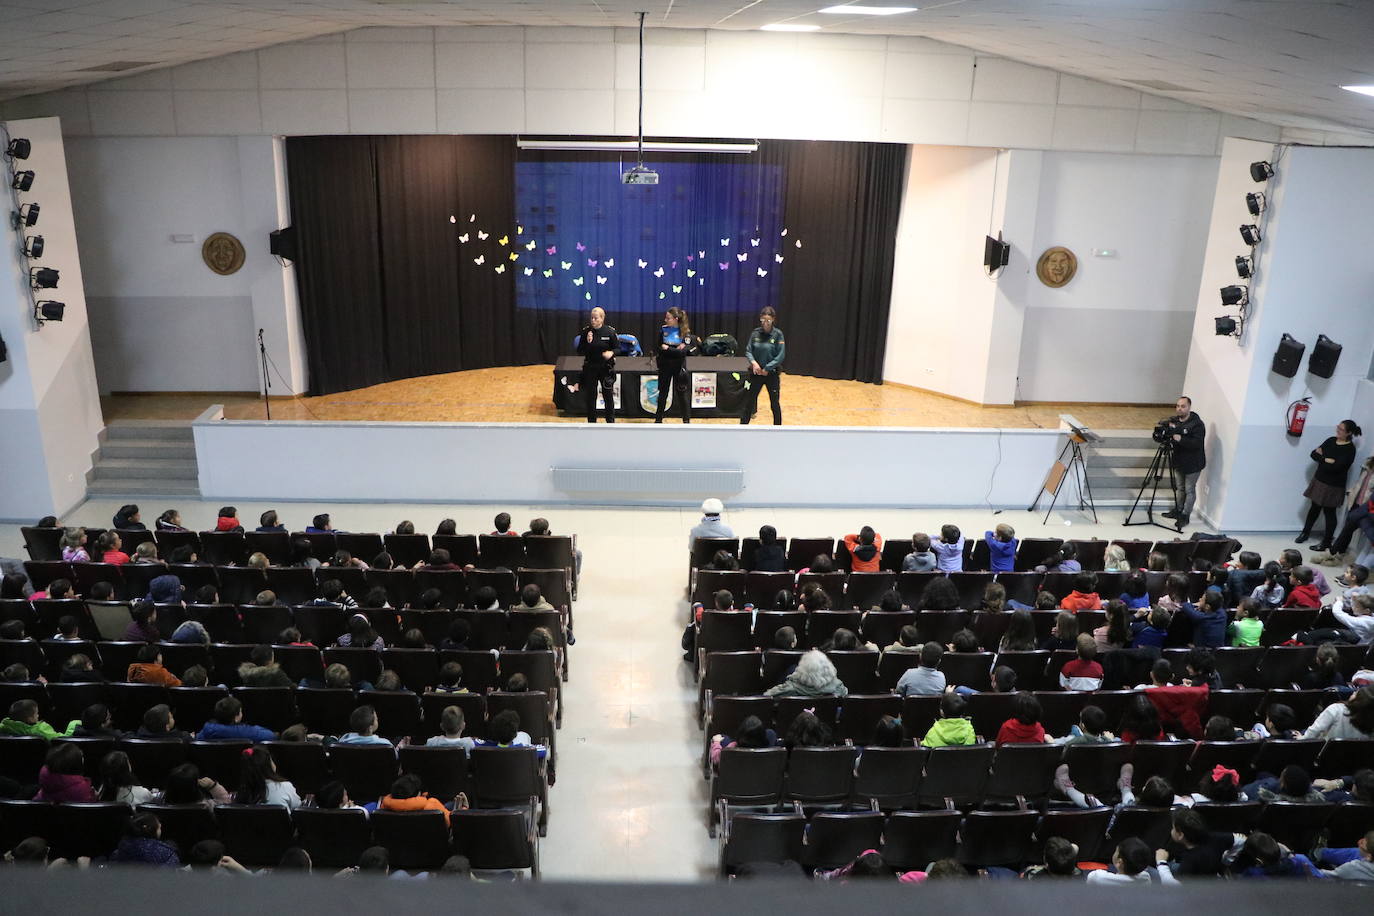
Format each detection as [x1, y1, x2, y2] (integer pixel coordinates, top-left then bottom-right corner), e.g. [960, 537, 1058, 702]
[1092, 572, 1126, 599]
[1035, 808, 1113, 862]
[801, 810, 886, 870]
[263, 740, 331, 796]
[1327, 801, 1374, 847]
[785, 538, 834, 572]
[692, 569, 748, 606]
[785, 746, 858, 807]
[358, 689, 423, 741]
[1108, 539, 1154, 570]
[702, 695, 772, 774]
[381, 648, 441, 693]
[1260, 608, 1319, 647]
[895, 571, 938, 608]
[188, 740, 253, 790]
[238, 605, 293, 646]
[746, 572, 796, 610]
[399, 745, 471, 800]
[451, 808, 539, 876]
[687, 536, 737, 572]
[989, 651, 1050, 693]
[718, 811, 803, 877]
[32, 599, 93, 639]
[396, 610, 452, 649]
[696, 611, 754, 668]
[995, 572, 1043, 608]
[1034, 692, 1086, 739]
[1044, 649, 1078, 690]
[439, 649, 499, 693]
[1187, 740, 1257, 784]
[854, 746, 924, 810]
[0, 800, 56, 853]
[293, 532, 337, 563]
[1191, 801, 1263, 835]
[964, 692, 1019, 742]
[108, 683, 170, 732]
[157, 641, 209, 679]
[1145, 570, 1171, 600]
[1014, 538, 1065, 572]
[517, 568, 570, 612]
[24, 560, 73, 591]
[370, 809, 452, 872]
[383, 533, 432, 570]
[21, 526, 64, 562]
[53, 802, 132, 859]
[773, 696, 839, 739]
[982, 743, 1064, 807]
[760, 649, 804, 690]
[328, 744, 399, 803]
[230, 687, 297, 734]
[257, 568, 314, 610]
[47, 682, 112, 729]
[476, 533, 525, 571]
[431, 534, 479, 568]
[209, 644, 254, 686]
[1255, 647, 1314, 689]
[486, 691, 554, 750]
[1316, 739, 1374, 779]
[1211, 646, 1265, 688]
[1040, 573, 1080, 603]
[835, 694, 902, 746]
[879, 539, 913, 573]
[1130, 740, 1194, 788]
[117, 738, 187, 789]
[1150, 539, 1197, 570]
[1249, 738, 1322, 781]
[457, 609, 504, 651]
[168, 686, 228, 735]
[881, 809, 960, 870]
[498, 649, 559, 716]
[948, 572, 994, 610]
[969, 611, 1011, 653]
[323, 647, 383, 686]
[295, 688, 357, 737]
[200, 532, 247, 567]
[964, 538, 990, 573]
[1256, 801, 1332, 853]
[415, 569, 468, 609]
[914, 611, 971, 648]
[710, 747, 787, 836]
[470, 746, 547, 834]
[749, 611, 804, 652]
[860, 610, 915, 651]
[0, 681, 50, 718]
[140, 803, 218, 850]
[1205, 689, 1266, 729]
[917, 744, 994, 809]
[185, 604, 243, 643]
[0, 640, 45, 683]
[71, 564, 122, 606]
[294, 605, 349, 648]
[521, 533, 575, 587]
[215, 804, 296, 867]
[0, 736, 49, 784]
[940, 652, 994, 693]
[52, 736, 115, 779]
[243, 532, 290, 566]
[333, 533, 383, 563]
[846, 572, 896, 612]
[292, 807, 372, 868]
[273, 644, 324, 685]
[825, 649, 878, 694]
[738, 536, 780, 572]
[325, 567, 368, 603]
[1061, 741, 1134, 802]
[1190, 537, 1240, 568]
[797, 572, 846, 610]
[806, 611, 863, 649]
[899, 695, 943, 743]
[958, 809, 1038, 867]
[165, 563, 217, 596]
[1106, 806, 1173, 850]
[0, 598, 39, 632]
[700, 651, 763, 719]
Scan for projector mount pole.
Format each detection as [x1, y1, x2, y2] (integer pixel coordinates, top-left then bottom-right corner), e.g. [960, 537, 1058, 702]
[257, 328, 272, 420]
[635, 10, 646, 171]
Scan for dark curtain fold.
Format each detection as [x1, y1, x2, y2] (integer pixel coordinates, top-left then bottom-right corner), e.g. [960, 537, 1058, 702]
[286, 136, 906, 395]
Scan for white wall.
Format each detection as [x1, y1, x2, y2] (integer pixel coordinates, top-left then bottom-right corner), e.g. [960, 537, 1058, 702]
[193, 412, 1062, 509]
[0, 117, 103, 521]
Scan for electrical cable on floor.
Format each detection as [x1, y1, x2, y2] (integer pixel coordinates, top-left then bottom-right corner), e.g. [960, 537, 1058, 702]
[262, 347, 325, 421]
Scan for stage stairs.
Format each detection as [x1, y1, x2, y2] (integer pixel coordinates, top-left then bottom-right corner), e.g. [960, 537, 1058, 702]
[86, 421, 200, 498]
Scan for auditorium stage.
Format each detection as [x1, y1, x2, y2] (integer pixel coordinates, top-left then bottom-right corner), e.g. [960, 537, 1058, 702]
[101, 365, 1169, 430]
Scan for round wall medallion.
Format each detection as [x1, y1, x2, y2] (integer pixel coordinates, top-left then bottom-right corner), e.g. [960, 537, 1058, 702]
[1036, 246, 1078, 288]
[202, 232, 246, 276]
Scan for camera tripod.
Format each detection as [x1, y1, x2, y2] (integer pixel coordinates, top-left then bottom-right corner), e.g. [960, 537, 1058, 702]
[1124, 440, 1183, 532]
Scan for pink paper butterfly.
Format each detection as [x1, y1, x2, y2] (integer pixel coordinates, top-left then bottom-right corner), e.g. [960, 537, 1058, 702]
[587, 258, 598, 267]
[576, 242, 587, 252]
[718, 262, 729, 271]
[546, 246, 557, 255]
[686, 254, 694, 262]
[671, 261, 677, 269]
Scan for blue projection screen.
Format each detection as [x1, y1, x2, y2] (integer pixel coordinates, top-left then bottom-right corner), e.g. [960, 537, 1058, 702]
[513, 157, 787, 317]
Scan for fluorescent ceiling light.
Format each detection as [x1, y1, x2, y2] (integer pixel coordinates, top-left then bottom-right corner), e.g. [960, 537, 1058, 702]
[517, 139, 758, 154]
[1342, 85, 1374, 97]
[761, 23, 821, 31]
[819, 5, 918, 14]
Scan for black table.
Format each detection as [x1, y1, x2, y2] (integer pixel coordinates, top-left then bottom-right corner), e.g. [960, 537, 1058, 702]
[552, 356, 751, 419]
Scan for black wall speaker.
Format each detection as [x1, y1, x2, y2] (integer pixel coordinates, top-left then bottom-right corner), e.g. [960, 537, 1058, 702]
[1271, 333, 1305, 378]
[983, 235, 1010, 270]
[269, 226, 297, 261]
[1308, 334, 1342, 379]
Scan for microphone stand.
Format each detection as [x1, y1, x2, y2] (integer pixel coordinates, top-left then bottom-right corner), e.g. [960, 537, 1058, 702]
[258, 328, 272, 420]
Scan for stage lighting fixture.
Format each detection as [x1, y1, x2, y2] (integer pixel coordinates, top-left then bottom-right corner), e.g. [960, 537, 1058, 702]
[35, 301, 64, 323]
[1240, 224, 1262, 245]
[22, 235, 43, 258]
[1214, 316, 1239, 337]
[1246, 191, 1266, 216]
[11, 170, 34, 192]
[1250, 161, 1274, 182]
[4, 138, 30, 160]
[1220, 285, 1248, 307]
[30, 267, 58, 289]
[14, 203, 39, 229]
[1235, 255, 1252, 279]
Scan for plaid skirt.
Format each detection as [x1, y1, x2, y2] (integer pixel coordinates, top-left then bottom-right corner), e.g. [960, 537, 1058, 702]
[1304, 478, 1346, 507]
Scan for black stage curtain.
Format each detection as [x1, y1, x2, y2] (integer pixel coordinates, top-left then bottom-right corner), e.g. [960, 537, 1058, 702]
[286, 136, 905, 394]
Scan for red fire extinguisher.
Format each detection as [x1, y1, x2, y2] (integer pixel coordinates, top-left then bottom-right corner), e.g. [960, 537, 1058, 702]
[1287, 397, 1310, 438]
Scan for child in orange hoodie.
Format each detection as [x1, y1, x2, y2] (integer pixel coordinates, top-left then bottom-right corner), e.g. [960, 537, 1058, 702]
[1060, 572, 1104, 612]
[843, 526, 883, 573]
[377, 773, 460, 825]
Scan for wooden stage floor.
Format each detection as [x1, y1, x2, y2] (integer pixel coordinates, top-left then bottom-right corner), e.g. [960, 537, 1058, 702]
[101, 365, 1168, 429]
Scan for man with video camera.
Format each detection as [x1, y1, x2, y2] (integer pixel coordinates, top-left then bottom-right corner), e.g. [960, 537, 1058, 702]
[1158, 396, 1206, 527]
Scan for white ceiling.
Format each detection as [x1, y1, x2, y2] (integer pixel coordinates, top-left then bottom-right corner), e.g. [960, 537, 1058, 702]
[1, 0, 1372, 135]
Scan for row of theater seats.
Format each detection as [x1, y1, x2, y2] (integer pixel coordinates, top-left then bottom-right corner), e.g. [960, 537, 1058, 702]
[688, 535, 1239, 576]
[690, 569, 1215, 611]
[0, 737, 549, 839]
[0, 797, 538, 874]
[19, 560, 571, 611]
[716, 800, 1372, 877]
[22, 525, 576, 581]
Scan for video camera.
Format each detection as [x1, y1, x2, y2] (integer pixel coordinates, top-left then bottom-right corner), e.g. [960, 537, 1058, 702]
[1152, 418, 1175, 446]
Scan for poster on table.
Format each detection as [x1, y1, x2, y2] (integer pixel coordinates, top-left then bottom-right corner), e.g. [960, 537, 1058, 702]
[639, 376, 669, 413]
[691, 372, 717, 408]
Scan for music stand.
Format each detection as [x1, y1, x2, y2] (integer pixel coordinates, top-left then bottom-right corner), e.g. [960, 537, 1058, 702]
[1029, 415, 1100, 523]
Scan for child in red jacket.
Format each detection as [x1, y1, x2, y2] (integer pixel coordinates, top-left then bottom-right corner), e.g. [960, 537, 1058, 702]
[996, 691, 1052, 744]
[1285, 566, 1322, 608]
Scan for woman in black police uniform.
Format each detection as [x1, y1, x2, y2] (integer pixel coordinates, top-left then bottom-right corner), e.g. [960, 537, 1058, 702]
[741, 306, 785, 425]
[574, 306, 618, 423]
[654, 306, 696, 423]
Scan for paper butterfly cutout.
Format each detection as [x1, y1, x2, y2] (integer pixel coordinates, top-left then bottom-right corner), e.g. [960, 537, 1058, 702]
[781, 228, 788, 236]
[757, 268, 768, 278]
[658, 292, 666, 300]
[473, 255, 485, 265]
[736, 252, 748, 262]
[523, 267, 534, 276]
[561, 261, 572, 270]
[719, 262, 729, 270]
[720, 238, 730, 246]
[543, 269, 553, 278]
[449, 216, 456, 224]
[586, 292, 592, 300]
[576, 242, 587, 252]
[596, 276, 607, 285]
[686, 269, 696, 277]
[750, 238, 760, 247]
[795, 240, 802, 248]
[638, 259, 648, 269]
[494, 264, 505, 274]
[671, 261, 677, 269]
[469, 214, 475, 223]
[587, 258, 598, 267]
[509, 252, 519, 261]
[686, 254, 694, 262]
[672, 285, 682, 293]
[498, 235, 509, 246]
[654, 267, 665, 278]
[546, 246, 557, 255]
[516, 225, 523, 235]
[604, 258, 614, 268]
[477, 231, 489, 240]
[775, 254, 784, 263]
[526, 240, 536, 250]
[458, 233, 469, 243]
[573, 277, 584, 286]
[698, 250, 706, 259]
[699, 278, 705, 286]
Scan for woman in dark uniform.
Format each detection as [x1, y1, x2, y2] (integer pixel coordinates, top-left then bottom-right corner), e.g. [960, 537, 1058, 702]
[654, 307, 696, 423]
[1297, 419, 1362, 551]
